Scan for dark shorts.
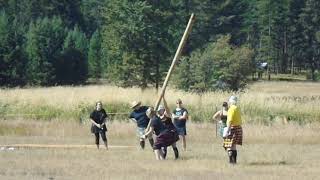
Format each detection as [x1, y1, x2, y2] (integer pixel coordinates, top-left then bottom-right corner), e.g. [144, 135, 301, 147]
[176, 126, 187, 136]
[153, 130, 179, 150]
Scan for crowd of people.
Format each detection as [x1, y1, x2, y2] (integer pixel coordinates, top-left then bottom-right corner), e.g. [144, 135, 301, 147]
[89, 95, 243, 164]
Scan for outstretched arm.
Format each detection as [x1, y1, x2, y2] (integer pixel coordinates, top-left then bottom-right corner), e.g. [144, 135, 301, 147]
[162, 96, 171, 118]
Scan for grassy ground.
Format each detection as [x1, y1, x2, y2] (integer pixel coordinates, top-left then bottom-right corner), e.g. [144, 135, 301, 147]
[0, 120, 320, 180]
[1, 81, 320, 123]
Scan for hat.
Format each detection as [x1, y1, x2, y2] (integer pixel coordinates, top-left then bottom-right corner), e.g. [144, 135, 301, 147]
[130, 101, 141, 109]
[157, 105, 165, 112]
[228, 96, 238, 104]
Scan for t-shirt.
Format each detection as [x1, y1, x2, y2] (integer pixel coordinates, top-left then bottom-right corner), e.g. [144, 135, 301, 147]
[227, 105, 242, 126]
[150, 116, 167, 136]
[173, 107, 188, 128]
[162, 117, 176, 131]
[90, 109, 107, 124]
[129, 106, 150, 128]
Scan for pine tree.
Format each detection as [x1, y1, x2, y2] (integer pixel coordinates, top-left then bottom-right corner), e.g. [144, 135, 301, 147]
[25, 16, 66, 85]
[300, 0, 320, 80]
[88, 29, 102, 79]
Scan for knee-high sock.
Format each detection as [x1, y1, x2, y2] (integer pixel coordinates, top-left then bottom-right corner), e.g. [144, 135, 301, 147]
[228, 150, 233, 163]
[162, 147, 167, 159]
[232, 150, 237, 164]
[148, 138, 154, 148]
[173, 147, 179, 159]
[139, 140, 145, 149]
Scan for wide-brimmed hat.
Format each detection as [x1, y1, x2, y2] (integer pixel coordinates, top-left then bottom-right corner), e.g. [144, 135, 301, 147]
[130, 101, 141, 109]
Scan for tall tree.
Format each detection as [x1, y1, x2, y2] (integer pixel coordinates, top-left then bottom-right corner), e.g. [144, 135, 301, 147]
[25, 16, 66, 85]
[300, 0, 320, 80]
[88, 29, 103, 79]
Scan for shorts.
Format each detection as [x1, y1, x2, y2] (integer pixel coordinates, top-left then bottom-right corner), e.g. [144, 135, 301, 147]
[175, 126, 187, 136]
[137, 127, 152, 139]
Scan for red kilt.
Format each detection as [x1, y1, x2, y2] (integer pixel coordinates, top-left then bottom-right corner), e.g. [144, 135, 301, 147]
[153, 130, 179, 150]
[223, 126, 243, 148]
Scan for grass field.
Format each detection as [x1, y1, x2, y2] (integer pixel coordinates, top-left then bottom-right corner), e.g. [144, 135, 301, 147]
[0, 120, 319, 180]
[1, 81, 320, 179]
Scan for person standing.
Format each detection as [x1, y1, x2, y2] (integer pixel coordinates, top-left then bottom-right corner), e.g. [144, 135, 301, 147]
[223, 96, 243, 164]
[129, 101, 154, 150]
[172, 99, 188, 151]
[90, 101, 108, 150]
[212, 102, 228, 138]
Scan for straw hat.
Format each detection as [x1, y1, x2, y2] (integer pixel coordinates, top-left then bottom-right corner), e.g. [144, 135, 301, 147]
[130, 101, 141, 109]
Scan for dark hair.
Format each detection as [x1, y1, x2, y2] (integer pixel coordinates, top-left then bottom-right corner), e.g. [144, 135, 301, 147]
[222, 102, 228, 107]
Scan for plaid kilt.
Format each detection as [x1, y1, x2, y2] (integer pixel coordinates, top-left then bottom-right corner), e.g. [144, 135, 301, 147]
[153, 129, 179, 150]
[223, 126, 243, 148]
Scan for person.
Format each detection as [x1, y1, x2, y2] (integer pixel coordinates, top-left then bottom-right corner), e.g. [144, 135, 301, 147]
[142, 98, 179, 160]
[172, 99, 188, 151]
[129, 101, 154, 150]
[90, 101, 108, 150]
[212, 102, 228, 138]
[223, 96, 243, 164]
[158, 96, 179, 159]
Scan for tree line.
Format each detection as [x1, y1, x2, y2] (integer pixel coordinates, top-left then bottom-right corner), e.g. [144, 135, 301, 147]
[0, 0, 319, 91]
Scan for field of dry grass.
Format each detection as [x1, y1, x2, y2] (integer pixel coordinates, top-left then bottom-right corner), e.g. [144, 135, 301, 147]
[0, 120, 320, 180]
[1, 81, 320, 179]
[1, 81, 320, 122]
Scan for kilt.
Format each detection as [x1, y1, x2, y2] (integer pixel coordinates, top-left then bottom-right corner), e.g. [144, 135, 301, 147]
[153, 129, 179, 150]
[223, 126, 243, 148]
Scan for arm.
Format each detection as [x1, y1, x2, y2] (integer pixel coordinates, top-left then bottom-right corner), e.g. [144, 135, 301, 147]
[130, 118, 137, 123]
[162, 96, 171, 118]
[212, 111, 222, 121]
[226, 108, 235, 132]
[90, 118, 100, 128]
[179, 111, 188, 120]
[143, 126, 154, 138]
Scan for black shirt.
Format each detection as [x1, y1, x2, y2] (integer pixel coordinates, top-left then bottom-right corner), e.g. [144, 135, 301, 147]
[173, 108, 188, 128]
[90, 109, 107, 124]
[150, 116, 167, 136]
[129, 106, 150, 128]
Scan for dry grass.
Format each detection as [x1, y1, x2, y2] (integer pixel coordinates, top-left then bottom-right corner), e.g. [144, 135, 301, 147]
[1, 81, 320, 122]
[1, 81, 320, 179]
[0, 120, 320, 180]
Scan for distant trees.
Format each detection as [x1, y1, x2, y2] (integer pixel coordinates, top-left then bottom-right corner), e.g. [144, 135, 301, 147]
[174, 35, 254, 92]
[0, 0, 319, 90]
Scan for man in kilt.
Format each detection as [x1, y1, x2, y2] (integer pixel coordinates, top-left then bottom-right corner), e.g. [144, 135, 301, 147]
[142, 97, 179, 160]
[223, 96, 243, 164]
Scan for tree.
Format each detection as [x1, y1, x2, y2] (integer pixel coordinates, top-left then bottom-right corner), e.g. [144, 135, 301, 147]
[88, 29, 103, 79]
[25, 16, 66, 85]
[300, 0, 320, 80]
[175, 35, 254, 91]
[58, 26, 88, 84]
